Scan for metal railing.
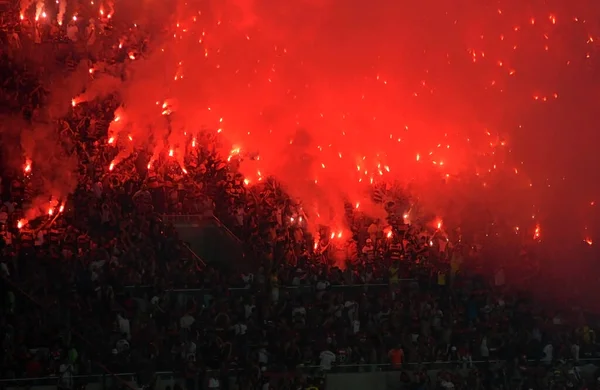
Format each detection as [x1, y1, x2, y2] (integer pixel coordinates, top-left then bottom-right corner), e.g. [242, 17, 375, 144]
[161, 213, 242, 243]
[122, 280, 415, 294]
[2, 358, 598, 389]
[180, 241, 207, 268]
[161, 214, 207, 225]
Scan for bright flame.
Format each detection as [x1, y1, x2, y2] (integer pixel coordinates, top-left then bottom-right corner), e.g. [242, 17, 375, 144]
[584, 238, 593, 246]
[24, 159, 32, 173]
[17, 219, 27, 229]
[533, 224, 541, 240]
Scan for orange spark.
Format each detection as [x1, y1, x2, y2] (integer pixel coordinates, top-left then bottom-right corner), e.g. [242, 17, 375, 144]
[533, 224, 541, 240]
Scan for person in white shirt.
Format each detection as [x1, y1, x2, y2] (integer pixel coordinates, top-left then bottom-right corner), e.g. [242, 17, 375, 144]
[542, 343, 553, 365]
[117, 313, 130, 339]
[180, 313, 195, 329]
[58, 362, 74, 389]
[319, 349, 336, 371]
[231, 321, 247, 336]
[182, 340, 196, 360]
[571, 342, 580, 362]
[0, 207, 8, 224]
[244, 303, 255, 319]
[480, 336, 489, 359]
[258, 347, 269, 366]
[1, 261, 9, 277]
[86, 19, 96, 46]
[292, 305, 306, 318]
[208, 374, 220, 389]
[35, 230, 44, 246]
[9, 31, 22, 50]
[67, 21, 79, 42]
[116, 336, 130, 353]
[1, 226, 13, 246]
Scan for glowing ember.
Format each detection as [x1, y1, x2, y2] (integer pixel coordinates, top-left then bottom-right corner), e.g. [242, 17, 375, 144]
[533, 224, 541, 240]
[10, 0, 600, 255]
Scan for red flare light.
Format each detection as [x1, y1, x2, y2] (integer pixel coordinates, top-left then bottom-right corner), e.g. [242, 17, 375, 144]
[533, 224, 541, 240]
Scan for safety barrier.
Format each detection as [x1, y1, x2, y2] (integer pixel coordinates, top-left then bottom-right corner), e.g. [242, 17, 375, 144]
[1, 358, 598, 390]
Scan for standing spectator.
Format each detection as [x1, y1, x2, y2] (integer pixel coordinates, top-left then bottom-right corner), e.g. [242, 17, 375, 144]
[388, 344, 404, 369]
[319, 348, 336, 371]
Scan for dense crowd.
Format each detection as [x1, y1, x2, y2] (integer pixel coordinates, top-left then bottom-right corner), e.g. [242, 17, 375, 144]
[2, 12, 600, 390]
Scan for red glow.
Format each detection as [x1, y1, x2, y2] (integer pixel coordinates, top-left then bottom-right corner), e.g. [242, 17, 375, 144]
[12, 0, 600, 260]
[17, 219, 27, 229]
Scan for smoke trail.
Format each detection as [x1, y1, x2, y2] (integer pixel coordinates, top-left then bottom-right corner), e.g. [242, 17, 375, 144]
[34, 0, 43, 21]
[20, 0, 33, 18]
[20, 122, 78, 221]
[57, 0, 66, 25]
[0, 116, 78, 222]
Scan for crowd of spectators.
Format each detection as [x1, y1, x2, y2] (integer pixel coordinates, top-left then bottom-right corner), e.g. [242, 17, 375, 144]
[2, 9, 600, 390]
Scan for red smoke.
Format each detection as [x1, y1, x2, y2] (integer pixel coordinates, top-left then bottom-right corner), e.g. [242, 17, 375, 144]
[11, 0, 600, 247]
